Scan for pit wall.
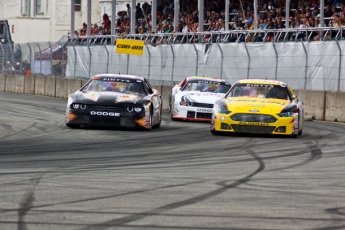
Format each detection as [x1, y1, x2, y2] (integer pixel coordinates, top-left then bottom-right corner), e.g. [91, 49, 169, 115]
[0, 74, 343, 122]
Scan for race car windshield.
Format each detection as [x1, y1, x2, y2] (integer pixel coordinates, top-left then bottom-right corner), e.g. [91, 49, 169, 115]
[227, 84, 290, 100]
[181, 81, 230, 93]
[84, 79, 146, 95]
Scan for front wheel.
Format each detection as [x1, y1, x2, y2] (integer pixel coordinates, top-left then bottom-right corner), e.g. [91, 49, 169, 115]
[153, 108, 162, 129]
[211, 130, 224, 136]
[66, 123, 81, 129]
[169, 102, 179, 121]
[145, 110, 153, 131]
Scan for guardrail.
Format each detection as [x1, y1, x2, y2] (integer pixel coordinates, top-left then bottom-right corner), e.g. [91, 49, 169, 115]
[68, 27, 345, 45]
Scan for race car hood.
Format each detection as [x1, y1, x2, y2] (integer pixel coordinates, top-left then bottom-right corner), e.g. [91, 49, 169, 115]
[226, 97, 291, 113]
[176, 91, 226, 104]
[77, 91, 144, 104]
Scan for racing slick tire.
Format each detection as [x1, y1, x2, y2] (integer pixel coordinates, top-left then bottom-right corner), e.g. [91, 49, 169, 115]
[298, 129, 303, 136]
[153, 108, 162, 129]
[66, 124, 81, 129]
[211, 130, 224, 136]
[291, 115, 300, 138]
[169, 102, 179, 121]
[145, 108, 153, 131]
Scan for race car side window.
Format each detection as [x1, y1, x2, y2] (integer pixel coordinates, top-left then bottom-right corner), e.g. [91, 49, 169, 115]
[144, 79, 153, 94]
[179, 78, 187, 88]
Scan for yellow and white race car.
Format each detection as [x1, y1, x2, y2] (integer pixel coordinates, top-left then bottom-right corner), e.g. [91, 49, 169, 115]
[210, 79, 304, 137]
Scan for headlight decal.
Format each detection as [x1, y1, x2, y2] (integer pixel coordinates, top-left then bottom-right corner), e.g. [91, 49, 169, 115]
[277, 104, 299, 117]
[214, 102, 231, 114]
[70, 103, 87, 110]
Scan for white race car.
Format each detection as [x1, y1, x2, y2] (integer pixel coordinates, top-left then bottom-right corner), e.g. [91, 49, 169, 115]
[169, 76, 232, 121]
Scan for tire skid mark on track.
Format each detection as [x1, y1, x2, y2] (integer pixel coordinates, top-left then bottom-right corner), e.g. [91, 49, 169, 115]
[17, 173, 44, 230]
[12, 180, 205, 214]
[76, 140, 266, 230]
[0, 122, 38, 140]
[0, 123, 15, 137]
[266, 138, 324, 172]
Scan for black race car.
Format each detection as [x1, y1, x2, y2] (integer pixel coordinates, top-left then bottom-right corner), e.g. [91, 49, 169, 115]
[65, 74, 162, 130]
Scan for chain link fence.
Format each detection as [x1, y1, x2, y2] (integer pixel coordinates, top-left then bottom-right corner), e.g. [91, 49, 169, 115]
[1, 28, 344, 90]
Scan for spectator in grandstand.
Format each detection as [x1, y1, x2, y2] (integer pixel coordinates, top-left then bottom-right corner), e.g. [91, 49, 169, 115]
[14, 62, 21, 75]
[3, 61, 15, 74]
[259, 18, 267, 29]
[277, 17, 285, 28]
[288, 16, 296, 28]
[181, 21, 189, 33]
[331, 5, 339, 17]
[305, 7, 312, 18]
[313, 14, 328, 41]
[136, 3, 144, 20]
[329, 15, 343, 39]
[324, 5, 334, 17]
[205, 10, 212, 24]
[265, 18, 275, 41]
[294, 8, 301, 19]
[102, 13, 111, 30]
[166, 24, 174, 33]
[275, 7, 284, 19]
[308, 17, 316, 27]
[312, 7, 320, 17]
[294, 18, 307, 40]
[126, 3, 131, 17]
[311, 0, 320, 8]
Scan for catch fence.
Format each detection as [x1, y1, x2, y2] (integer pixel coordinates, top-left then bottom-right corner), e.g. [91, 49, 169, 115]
[1, 27, 345, 91]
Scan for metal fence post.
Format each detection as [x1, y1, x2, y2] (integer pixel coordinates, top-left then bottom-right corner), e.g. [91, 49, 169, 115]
[300, 40, 308, 90]
[216, 42, 224, 79]
[335, 40, 342, 92]
[145, 44, 151, 79]
[48, 42, 53, 75]
[87, 43, 92, 78]
[72, 43, 77, 78]
[272, 42, 278, 80]
[126, 54, 129, 74]
[36, 42, 42, 75]
[243, 42, 250, 79]
[104, 43, 109, 74]
[0, 43, 4, 74]
[170, 44, 175, 84]
[192, 43, 199, 76]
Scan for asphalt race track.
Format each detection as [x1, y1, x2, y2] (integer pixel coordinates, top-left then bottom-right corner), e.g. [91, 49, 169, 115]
[0, 91, 345, 230]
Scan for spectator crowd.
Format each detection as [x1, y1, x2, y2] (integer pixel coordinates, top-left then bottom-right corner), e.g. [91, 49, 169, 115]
[73, 0, 345, 42]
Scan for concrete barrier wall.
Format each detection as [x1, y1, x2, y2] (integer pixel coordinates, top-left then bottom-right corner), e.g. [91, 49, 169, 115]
[15, 75, 25, 94]
[294, 90, 325, 121]
[56, 78, 67, 98]
[34, 75, 46, 95]
[4, 74, 15, 92]
[325, 91, 345, 122]
[0, 74, 5, 92]
[0, 73, 344, 122]
[24, 75, 35, 94]
[44, 77, 56, 97]
[66, 79, 82, 97]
